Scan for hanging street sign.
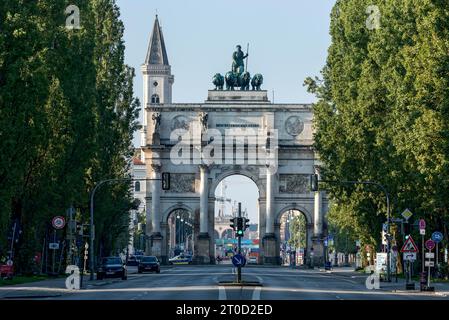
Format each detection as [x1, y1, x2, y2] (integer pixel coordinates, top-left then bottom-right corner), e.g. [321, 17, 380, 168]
[401, 209, 413, 221]
[52, 216, 66, 229]
[425, 239, 436, 251]
[400, 235, 419, 253]
[431, 231, 443, 243]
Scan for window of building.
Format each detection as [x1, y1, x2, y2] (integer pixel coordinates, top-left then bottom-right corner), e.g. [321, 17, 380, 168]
[135, 181, 140, 192]
[151, 94, 160, 104]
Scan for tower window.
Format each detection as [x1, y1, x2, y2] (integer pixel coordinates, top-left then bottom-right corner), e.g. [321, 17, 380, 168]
[135, 181, 140, 192]
[153, 81, 158, 87]
[151, 94, 160, 104]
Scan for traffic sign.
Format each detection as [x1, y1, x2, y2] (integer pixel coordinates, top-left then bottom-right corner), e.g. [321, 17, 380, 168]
[425, 239, 435, 251]
[419, 219, 426, 235]
[401, 209, 413, 221]
[49, 243, 59, 250]
[52, 216, 66, 229]
[400, 235, 419, 253]
[231, 254, 246, 267]
[431, 231, 443, 243]
[403, 252, 417, 261]
[425, 252, 435, 259]
[419, 219, 426, 230]
[425, 261, 435, 267]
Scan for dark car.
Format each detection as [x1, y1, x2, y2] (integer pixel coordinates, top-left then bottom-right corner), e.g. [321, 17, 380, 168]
[126, 255, 138, 266]
[97, 257, 127, 280]
[138, 256, 160, 273]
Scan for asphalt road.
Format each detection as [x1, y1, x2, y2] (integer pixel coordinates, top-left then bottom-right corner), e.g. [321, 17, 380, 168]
[8, 265, 442, 300]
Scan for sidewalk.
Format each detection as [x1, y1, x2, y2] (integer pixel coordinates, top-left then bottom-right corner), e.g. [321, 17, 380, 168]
[318, 266, 449, 296]
[0, 266, 142, 299]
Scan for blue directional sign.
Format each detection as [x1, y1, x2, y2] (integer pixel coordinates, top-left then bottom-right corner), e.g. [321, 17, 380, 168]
[232, 254, 246, 267]
[431, 231, 443, 243]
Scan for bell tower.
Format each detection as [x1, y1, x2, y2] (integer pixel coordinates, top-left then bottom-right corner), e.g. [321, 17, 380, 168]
[142, 15, 174, 106]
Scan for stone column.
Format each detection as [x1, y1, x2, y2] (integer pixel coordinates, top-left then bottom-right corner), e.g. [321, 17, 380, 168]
[149, 164, 162, 259]
[313, 191, 323, 237]
[151, 164, 162, 236]
[195, 164, 211, 264]
[265, 167, 276, 234]
[199, 165, 209, 235]
[263, 166, 278, 264]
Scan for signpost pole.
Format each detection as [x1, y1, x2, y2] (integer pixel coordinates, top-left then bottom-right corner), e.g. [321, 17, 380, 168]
[427, 249, 431, 288]
[237, 203, 242, 284]
[52, 229, 56, 274]
[422, 235, 425, 273]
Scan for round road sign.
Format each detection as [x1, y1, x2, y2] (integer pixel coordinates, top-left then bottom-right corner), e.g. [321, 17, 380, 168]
[231, 254, 246, 268]
[419, 219, 426, 230]
[431, 231, 443, 243]
[52, 216, 66, 229]
[425, 239, 436, 251]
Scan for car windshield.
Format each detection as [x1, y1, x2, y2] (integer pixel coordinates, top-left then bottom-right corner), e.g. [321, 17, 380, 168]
[142, 256, 157, 262]
[103, 257, 122, 265]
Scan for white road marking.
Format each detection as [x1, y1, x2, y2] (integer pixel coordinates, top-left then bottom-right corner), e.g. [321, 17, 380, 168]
[218, 286, 227, 300]
[252, 287, 261, 300]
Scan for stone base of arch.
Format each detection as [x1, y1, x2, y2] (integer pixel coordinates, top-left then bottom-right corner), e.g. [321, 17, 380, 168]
[310, 236, 325, 267]
[193, 233, 214, 264]
[147, 233, 165, 263]
[262, 233, 281, 265]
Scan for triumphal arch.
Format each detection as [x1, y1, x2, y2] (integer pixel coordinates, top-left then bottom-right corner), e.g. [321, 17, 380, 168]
[140, 15, 328, 265]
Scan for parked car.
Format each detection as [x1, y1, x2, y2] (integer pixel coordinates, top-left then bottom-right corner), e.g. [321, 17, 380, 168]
[97, 257, 127, 280]
[248, 256, 258, 264]
[138, 256, 160, 273]
[169, 254, 192, 265]
[126, 255, 139, 266]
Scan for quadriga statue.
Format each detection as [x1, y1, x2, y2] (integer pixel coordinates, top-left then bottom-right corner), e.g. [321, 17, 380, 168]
[251, 74, 263, 91]
[212, 73, 224, 90]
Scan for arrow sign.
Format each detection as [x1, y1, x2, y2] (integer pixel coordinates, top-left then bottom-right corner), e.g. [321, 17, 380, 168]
[400, 235, 419, 253]
[232, 254, 246, 268]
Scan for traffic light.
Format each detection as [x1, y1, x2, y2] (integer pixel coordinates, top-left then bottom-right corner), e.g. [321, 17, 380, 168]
[310, 174, 319, 192]
[236, 217, 244, 237]
[244, 218, 250, 231]
[230, 217, 236, 230]
[162, 172, 170, 190]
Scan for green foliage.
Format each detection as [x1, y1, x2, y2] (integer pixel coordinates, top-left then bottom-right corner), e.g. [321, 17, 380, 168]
[307, 0, 449, 251]
[287, 214, 307, 249]
[0, 0, 139, 272]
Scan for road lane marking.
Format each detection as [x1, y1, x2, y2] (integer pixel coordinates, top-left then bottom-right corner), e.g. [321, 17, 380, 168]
[218, 286, 227, 300]
[252, 287, 261, 300]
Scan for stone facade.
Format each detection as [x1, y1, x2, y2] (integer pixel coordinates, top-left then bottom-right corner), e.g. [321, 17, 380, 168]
[140, 16, 328, 265]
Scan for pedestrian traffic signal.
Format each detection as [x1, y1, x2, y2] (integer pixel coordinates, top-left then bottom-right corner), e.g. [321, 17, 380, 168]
[162, 172, 170, 190]
[230, 217, 236, 230]
[310, 174, 319, 191]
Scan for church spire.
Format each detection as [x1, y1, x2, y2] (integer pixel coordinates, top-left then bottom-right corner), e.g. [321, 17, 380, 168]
[145, 15, 169, 65]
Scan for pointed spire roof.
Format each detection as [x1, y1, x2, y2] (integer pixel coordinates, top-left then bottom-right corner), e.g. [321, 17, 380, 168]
[145, 15, 169, 65]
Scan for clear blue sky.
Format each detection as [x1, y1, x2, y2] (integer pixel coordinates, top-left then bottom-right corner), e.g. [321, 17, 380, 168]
[116, 0, 336, 222]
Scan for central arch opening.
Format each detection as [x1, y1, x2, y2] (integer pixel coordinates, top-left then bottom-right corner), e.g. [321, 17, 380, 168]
[167, 209, 194, 260]
[279, 210, 308, 266]
[214, 175, 260, 264]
